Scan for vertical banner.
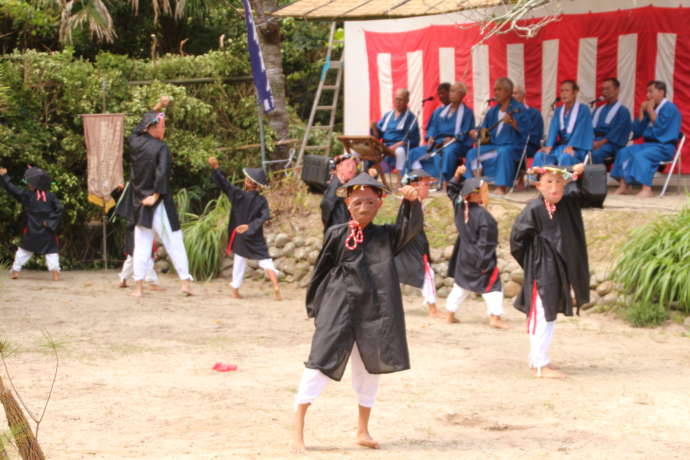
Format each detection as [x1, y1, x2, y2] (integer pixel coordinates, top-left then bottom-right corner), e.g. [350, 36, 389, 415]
[83, 114, 125, 212]
[242, 0, 275, 113]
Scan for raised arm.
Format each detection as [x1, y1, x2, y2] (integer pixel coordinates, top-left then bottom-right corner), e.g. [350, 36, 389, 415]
[208, 157, 243, 203]
[0, 171, 25, 201]
[389, 186, 423, 255]
[446, 165, 466, 204]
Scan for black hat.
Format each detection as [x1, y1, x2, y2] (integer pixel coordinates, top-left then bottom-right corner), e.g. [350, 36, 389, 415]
[460, 177, 484, 198]
[402, 169, 434, 185]
[243, 167, 269, 188]
[134, 110, 165, 134]
[24, 167, 52, 190]
[337, 172, 390, 198]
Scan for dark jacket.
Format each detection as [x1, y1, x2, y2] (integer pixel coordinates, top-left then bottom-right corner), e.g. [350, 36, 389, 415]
[1, 175, 63, 254]
[305, 200, 423, 381]
[510, 190, 590, 321]
[212, 169, 270, 260]
[446, 177, 502, 293]
[118, 129, 180, 231]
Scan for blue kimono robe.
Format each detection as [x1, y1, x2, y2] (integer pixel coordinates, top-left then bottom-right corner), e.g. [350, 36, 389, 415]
[591, 102, 632, 163]
[465, 98, 526, 187]
[533, 102, 593, 168]
[407, 103, 474, 181]
[611, 99, 682, 187]
[376, 109, 420, 171]
[425, 104, 447, 141]
[521, 105, 544, 158]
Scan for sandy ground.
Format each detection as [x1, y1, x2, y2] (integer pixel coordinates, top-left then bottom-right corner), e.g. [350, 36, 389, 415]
[1, 270, 690, 460]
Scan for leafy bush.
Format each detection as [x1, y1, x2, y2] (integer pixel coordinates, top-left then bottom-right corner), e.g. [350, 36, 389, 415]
[0, 50, 273, 267]
[613, 204, 690, 326]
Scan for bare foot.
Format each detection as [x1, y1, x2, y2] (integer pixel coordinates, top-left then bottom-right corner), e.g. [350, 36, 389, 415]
[636, 187, 654, 198]
[427, 303, 443, 318]
[274, 288, 282, 301]
[613, 184, 628, 195]
[9, 271, 18, 279]
[131, 288, 143, 298]
[535, 365, 567, 379]
[51, 270, 60, 281]
[180, 280, 193, 296]
[447, 312, 459, 324]
[289, 439, 305, 455]
[489, 315, 511, 329]
[118, 279, 128, 288]
[148, 283, 166, 291]
[356, 432, 380, 449]
[231, 287, 242, 299]
[493, 186, 507, 195]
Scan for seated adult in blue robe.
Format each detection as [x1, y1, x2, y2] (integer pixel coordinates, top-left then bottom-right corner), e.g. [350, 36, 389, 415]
[513, 86, 544, 158]
[533, 80, 593, 169]
[407, 82, 474, 182]
[423, 82, 451, 142]
[590, 78, 632, 164]
[611, 80, 682, 198]
[371, 88, 420, 180]
[465, 77, 527, 194]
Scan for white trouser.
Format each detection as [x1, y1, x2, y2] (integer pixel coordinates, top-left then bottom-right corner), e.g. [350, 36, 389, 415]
[446, 283, 504, 316]
[230, 253, 278, 289]
[133, 203, 192, 281]
[11, 248, 60, 272]
[119, 255, 158, 284]
[421, 266, 436, 305]
[294, 343, 380, 410]
[394, 146, 406, 171]
[528, 292, 556, 371]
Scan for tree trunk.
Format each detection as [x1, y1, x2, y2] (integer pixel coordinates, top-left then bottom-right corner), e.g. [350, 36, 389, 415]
[0, 377, 45, 460]
[250, 0, 291, 162]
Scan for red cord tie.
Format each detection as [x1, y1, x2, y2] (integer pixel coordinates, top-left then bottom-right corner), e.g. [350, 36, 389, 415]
[544, 200, 556, 220]
[225, 228, 238, 256]
[464, 200, 470, 224]
[345, 220, 364, 250]
[36, 190, 47, 202]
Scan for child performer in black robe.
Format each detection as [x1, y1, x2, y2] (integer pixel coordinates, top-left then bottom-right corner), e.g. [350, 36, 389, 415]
[510, 163, 587, 379]
[445, 166, 510, 329]
[0, 166, 63, 280]
[208, 157, 281, 300]
[291, 172, 422, 454]
[394, 169, 440, 317]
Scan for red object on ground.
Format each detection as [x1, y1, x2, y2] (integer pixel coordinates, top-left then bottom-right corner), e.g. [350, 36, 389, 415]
[212, 362, 238, 372]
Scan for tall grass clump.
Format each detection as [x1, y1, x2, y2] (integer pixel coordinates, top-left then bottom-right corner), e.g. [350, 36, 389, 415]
[613, 205, 690, 326]
[180, 192, 230, 280]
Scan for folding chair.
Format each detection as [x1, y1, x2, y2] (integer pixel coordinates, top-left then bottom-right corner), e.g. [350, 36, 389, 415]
[659, 133, 686, 197]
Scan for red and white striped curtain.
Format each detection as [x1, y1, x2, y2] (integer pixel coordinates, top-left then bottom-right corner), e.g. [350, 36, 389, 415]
[363, 6, 690, 172]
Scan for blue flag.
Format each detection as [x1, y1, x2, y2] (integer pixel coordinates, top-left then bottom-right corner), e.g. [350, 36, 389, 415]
[242, 0, 275, 113]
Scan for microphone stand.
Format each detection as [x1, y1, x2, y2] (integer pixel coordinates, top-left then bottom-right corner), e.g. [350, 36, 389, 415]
[473, 100, 493, 177]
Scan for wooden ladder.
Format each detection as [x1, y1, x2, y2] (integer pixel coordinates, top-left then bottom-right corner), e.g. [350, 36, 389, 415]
[297, 22, 343, 166]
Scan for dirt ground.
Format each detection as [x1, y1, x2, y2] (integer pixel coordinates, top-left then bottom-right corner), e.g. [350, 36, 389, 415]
[2, 270, 690, 459]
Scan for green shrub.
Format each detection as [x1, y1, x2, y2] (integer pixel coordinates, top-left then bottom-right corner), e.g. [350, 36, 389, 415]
[624, 301, 670, 328]
[613, 204, 690, 326]
[0, 50, 274, 268]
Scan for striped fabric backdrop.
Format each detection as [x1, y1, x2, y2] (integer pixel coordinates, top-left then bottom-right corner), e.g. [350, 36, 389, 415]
[363, 6, 690, 172]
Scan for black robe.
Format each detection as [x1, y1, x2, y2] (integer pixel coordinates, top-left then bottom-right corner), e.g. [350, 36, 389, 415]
[110, 187, 134, 256]
[446, 177, 502, 293]
[1, 176, 63, 254]
[212, 169, 270, 260]
[118, 129, 180, 231]
[320, 175, 350, 232]
[510, 191, 590, 321]
[305, 200, 423, 381]
[394, 202, 431, 289]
